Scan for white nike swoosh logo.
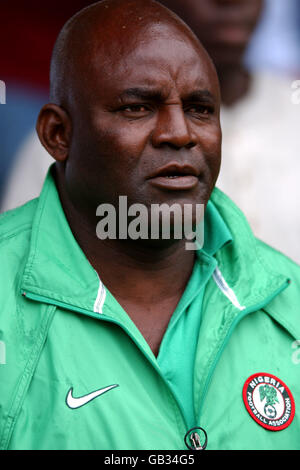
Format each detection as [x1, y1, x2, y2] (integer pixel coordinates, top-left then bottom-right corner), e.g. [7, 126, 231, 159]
[66, 385, 119, 409]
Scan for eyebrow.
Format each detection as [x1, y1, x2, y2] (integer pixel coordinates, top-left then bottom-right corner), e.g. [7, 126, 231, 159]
[119, 87, 215, 103]
[184, 89, 215, 103]
[120, 87, 165, 101]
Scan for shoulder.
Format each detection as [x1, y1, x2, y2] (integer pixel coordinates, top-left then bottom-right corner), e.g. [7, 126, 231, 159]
[255, 238, 300, 324]
[255, 238, 300, 280]
[0, 198, 38, 240]
[0, 199, 38, 285]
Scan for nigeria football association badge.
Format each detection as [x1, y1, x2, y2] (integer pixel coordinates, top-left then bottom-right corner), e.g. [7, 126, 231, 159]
[243, 373, 295, 431]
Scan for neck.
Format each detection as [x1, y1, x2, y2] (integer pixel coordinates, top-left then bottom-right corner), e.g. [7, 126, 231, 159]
[218, 64, 251, 107]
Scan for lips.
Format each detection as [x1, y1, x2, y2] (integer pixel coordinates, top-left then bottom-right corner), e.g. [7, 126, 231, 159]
[147, 163, 200, 191]
[148, 163, 199, 178]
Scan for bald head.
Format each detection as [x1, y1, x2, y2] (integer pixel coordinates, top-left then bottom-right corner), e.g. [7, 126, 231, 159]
[50, 0, 214, 107]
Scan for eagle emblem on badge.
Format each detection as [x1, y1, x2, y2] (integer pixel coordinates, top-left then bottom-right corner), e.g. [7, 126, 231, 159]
[243, 373, 295, 431]
[259, 384, 279, 419]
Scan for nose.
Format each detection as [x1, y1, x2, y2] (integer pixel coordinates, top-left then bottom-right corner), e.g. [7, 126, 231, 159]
[151, 105, 197, 150]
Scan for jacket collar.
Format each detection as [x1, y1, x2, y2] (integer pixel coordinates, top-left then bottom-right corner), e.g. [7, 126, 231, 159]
[210, 188, 300, 339]
[210, 187, 288, 299]
[21, 167, 102, 314]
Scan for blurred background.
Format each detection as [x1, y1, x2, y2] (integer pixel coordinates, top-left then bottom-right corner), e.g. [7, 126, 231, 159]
[0, 0, 300, 262]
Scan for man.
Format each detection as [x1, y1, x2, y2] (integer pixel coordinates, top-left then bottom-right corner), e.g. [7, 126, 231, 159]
[0, 0, 299, 450]
[159, 0, 300, 264]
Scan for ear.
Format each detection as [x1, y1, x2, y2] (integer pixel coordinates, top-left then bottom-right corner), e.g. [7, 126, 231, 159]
[36, 104, 72, 162]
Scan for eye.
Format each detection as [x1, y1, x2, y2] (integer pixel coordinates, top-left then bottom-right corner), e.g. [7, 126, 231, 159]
[119, 104, 151, 118]
[185, 104, 214, 118]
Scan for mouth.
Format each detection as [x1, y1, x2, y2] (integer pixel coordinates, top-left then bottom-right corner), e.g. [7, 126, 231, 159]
[147, 163, 200, 191]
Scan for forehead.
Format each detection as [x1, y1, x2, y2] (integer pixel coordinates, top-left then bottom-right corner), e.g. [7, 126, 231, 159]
[88, 26, 219, 100]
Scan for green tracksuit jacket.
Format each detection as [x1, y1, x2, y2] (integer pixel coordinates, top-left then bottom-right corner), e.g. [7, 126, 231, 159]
[1, 171, 300, 450]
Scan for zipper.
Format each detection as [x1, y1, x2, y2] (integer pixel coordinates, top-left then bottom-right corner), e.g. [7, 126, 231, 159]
[22, 290, 190, 444]
[197, 280, 290, 422]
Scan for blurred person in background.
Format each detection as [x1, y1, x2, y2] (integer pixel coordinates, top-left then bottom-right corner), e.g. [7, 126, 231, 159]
[0, 1, 95, 209]
[246, 0, 300, 77]
[159, 0, 300, 264]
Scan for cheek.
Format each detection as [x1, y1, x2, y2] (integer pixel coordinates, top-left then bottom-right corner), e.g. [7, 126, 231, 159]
[91, 118, 150, 174]
[199, 124, 222, 170]
[68, 118, 152, 206]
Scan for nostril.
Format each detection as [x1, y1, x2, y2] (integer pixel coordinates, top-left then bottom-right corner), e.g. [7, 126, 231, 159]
[158, 140, 196, 151]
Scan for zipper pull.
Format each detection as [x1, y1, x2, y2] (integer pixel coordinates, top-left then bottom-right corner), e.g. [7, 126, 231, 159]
[184, 427, 207, 450]
[190, 432, 202, 450]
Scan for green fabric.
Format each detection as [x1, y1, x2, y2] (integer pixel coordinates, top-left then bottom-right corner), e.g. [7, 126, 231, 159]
[1, 168, 300, 450]
[157, 202, 232, 429]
